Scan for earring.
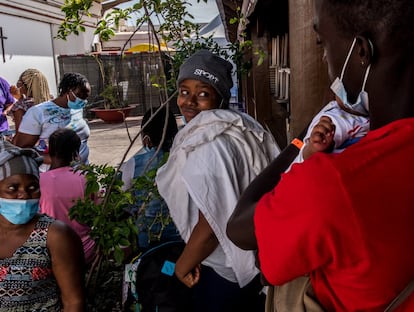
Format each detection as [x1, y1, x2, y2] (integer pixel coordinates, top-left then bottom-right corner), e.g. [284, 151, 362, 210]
[361, 61, 365, 66]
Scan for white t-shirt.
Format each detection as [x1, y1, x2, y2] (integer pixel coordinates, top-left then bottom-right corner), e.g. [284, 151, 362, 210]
[19, 100, 90, 166]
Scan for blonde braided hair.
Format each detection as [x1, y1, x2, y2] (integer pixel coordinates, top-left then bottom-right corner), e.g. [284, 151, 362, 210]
[20, 68, 51, 104]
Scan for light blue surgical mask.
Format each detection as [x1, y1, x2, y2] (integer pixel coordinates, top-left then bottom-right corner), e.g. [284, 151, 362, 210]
[0, 198, 39, 225]
[180, 115, 187, 125]
[143, 146, 153, 153]
[330, 37, 371, 116]
[142, 135, 154, 153]
[67, 91, 87, 109]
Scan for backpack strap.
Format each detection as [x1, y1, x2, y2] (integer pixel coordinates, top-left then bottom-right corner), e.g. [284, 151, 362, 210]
[384, 280, 414, 312]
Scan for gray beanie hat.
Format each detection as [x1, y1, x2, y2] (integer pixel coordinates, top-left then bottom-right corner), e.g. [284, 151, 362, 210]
[177, 49, 233, 104]
[0, 141, 42, 181]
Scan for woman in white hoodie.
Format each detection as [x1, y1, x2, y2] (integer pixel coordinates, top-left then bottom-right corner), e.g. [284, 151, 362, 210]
[156, 49, 279, 312]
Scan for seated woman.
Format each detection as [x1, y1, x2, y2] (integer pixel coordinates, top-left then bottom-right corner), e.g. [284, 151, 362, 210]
[120, 106, 180, 250]
[14, 72, 91, 172]
[0, 140, 85, 311]
[8, 68, 51, 132]
[39, 128, 96, 264]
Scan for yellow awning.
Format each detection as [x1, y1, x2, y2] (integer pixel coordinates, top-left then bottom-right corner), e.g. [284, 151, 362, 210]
[126, 43, 173, 52]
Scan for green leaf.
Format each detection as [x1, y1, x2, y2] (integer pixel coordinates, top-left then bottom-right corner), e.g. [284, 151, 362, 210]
[113, 246, 124, 264]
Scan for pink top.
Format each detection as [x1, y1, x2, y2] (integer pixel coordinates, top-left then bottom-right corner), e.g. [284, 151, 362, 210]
[40, 166, 96, 263]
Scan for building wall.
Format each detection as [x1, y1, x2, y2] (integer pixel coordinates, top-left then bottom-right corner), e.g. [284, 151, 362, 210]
[288, 0, 329, 139]
[0, 0, 100, 96]
[235, 0, 328, 146]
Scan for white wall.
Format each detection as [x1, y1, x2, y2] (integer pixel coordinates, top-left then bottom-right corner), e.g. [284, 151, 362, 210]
[0, 13, 58, 96]
[0, 0, 100, 96]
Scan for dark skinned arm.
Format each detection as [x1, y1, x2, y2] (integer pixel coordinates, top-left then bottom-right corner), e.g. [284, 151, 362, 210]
[175, 211, 219, 288]
[13, 132, 51, 164]
[48, 220, 86, 311]
[226, 129, 308, 251]
[13, 132, 39, 148]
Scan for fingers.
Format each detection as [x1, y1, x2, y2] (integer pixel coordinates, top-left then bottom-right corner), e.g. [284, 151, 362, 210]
[179, 271, 198, 288]
[9, 85, 21, 100]
[176, 265, 201, 288]
[308, 116, 335, 152]
[311, 116, 334, 140]
[193, 265, 201, 284]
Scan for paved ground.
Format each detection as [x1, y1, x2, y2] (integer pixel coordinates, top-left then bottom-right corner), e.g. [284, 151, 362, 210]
[8, 114, 174, 168]
[87, 116, 144, 167]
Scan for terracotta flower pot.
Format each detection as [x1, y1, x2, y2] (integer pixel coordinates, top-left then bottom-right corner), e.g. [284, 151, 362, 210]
[90, 106, 134, 124]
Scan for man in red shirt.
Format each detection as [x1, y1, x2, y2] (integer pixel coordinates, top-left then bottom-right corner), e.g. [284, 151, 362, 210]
[227, 0, 414, 311]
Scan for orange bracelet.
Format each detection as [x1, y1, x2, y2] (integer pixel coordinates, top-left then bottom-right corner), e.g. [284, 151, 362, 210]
[291, 138, 304, 149]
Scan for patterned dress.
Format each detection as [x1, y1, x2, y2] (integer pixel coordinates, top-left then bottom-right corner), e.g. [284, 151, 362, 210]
[0, 215, 62, 311]
[10, 97, 35, 114]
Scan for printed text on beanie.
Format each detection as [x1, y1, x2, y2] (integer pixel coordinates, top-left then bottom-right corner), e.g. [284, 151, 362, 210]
[193, 69, 219, 84]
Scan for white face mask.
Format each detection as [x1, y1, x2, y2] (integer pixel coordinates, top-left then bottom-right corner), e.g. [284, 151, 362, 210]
[330, 38, 371, 116]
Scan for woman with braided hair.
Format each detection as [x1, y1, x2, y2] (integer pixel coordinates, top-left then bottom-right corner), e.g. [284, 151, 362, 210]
[8, 68, 51, 132]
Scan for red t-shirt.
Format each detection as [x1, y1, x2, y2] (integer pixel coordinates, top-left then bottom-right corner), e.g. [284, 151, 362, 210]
[255, 118, 414, 311]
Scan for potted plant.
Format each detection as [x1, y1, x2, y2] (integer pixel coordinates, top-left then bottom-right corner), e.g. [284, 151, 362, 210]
[89, 59, 135, 123]
[90, 86, 135, 123]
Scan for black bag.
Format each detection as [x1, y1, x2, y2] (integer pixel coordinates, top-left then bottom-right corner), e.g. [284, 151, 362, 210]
[123, 241, 194, 312]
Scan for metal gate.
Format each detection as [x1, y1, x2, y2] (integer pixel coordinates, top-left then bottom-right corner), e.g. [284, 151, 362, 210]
[58, 52, 173, 117]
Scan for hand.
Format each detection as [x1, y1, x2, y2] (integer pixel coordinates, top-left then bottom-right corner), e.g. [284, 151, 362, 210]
[9, 85, 21, 100]
[308, 116, 335, 152]
[175, 264, 201, 288]
[2, 105, 12, 116]
[303, 116, 335, 160]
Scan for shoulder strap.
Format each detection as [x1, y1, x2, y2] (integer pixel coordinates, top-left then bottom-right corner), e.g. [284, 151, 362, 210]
[384, 280, 414, 312]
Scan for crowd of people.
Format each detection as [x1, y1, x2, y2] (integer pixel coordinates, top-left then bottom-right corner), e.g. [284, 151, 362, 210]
[1, 0, 414, 310]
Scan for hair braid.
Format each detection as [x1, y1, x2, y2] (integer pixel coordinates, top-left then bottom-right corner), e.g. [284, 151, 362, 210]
[20, 68, 51, 104]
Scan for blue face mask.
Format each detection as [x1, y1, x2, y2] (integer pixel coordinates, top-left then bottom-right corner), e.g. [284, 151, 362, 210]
[180, 115, 187, 125]
[67, 91, 87, 109]
[0, 198, 39, 225]
[330, 38, 371, 116]
[143, 146, 154, 153]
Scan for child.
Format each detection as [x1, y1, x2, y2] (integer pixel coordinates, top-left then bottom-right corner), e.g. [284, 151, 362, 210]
[292, 96, 369, 165]
[120, 106, 180, 250]
[39, 128, 96, 264]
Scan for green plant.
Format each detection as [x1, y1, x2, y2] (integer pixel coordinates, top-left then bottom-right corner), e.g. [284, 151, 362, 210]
[70, 164, 136, 267]
[99, 84, 126, 109]
[130, 153, 172, 243]
[91, 56, 127, 110]
[56, 1, 257, 100]
[57, 0, 94, 40]
[69, 156, 169, 287]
